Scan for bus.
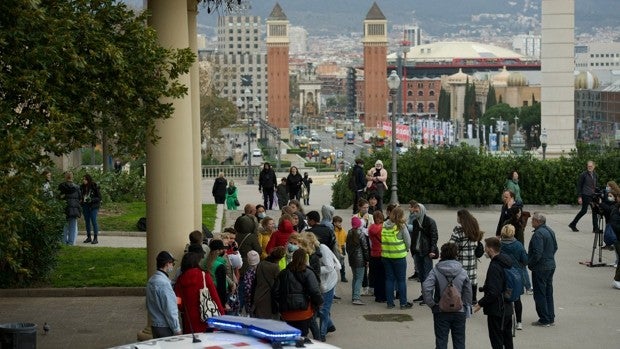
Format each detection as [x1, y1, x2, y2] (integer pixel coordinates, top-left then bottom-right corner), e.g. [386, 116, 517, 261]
[345, 130, 355, 144]
[335, 128, 344, 139]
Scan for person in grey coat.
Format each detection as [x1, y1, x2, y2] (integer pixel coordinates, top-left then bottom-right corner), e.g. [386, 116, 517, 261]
[423, 242, 472, 349]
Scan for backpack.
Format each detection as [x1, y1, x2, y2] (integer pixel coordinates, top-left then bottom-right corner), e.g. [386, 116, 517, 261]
[503, 265, 524, 302]
[435, 269, 463, 312]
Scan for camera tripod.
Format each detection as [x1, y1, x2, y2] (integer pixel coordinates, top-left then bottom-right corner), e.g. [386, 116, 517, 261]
[586, 210, 607, 267]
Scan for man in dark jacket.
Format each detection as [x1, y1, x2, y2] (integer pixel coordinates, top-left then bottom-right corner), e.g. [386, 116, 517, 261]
[258, 162, 277, 209]
[306, 211, 336, 251]
[569, 160, 599, 232]
[58, 171, 81, 245]
[528, 212, 558, 327]
[408, 201, 439, 304]
[351, 158, 366, 214]
[474, 237, 514, 349]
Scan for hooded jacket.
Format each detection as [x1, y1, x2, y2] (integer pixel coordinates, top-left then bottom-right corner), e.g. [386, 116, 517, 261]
[422, 259, 472, 313]
[478, 253, 514, 317]
[234, 215, 262, 278]
[320, 205, 335, 231]
[58, 181, 82, 219]
[407, 204, 438, 256]
[266, 220, 295, 253]
[259, 165, 277, 191]
[319, 244, 341, 293]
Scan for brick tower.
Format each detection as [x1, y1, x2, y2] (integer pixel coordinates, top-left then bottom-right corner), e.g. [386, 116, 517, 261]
[363, 2, 388, 130]
[266, 3, 290, 132]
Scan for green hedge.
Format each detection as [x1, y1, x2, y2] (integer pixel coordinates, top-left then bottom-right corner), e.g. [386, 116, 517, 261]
[331, 143, 620, 209]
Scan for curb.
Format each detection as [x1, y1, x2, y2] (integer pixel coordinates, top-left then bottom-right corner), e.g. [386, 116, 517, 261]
[0, 287, 145, 298]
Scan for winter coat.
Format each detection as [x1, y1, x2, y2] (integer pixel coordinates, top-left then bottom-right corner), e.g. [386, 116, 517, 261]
[234, 215, 262, 278]
[259, 168, 277, 191]
[272, 266, 323, 319]
[266, 220, 295, 253]
[319, 244, 341, 293]
[504, 179, 522, 203]
[368, 222, 383, 257]
[346, 228, 369, 268]
[253, 257, 281, 319]
[286, 172, 303, 197]
[528, 223, 558, 272]
[500, 238, 528, 270]
[352, 164, 366, 192]
[422, 259, 472, 313]
[58, 181, 82, 219]
[448, 226, 479, 285]
[408, 204, 438, 256]
[225, 186, 239, 210]
[212, 177, 228, 204]
[306, 223, 336, 251]
[478, 253, 514, 317]
[80, 182, 101, 209]
[258, 227, 273, 259]
[174, 268, 225, 333]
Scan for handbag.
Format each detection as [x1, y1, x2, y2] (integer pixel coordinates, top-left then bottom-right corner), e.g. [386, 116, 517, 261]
[604, 223, 617, 246]
[474, 241, 484, 258]
[199, 271, 221, 322]
[234, 199, 240, 206]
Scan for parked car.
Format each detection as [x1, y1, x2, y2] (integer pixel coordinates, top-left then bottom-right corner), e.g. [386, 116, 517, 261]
[252, 148, 262, 157]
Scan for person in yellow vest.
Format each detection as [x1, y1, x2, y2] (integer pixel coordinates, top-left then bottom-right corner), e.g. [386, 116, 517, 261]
[381, 206, 413, 309]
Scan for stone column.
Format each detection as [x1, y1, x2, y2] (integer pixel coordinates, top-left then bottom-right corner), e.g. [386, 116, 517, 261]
[541, 0, 575, 154]
[188, 0, 202, 229]
[138, 0, 194, 340]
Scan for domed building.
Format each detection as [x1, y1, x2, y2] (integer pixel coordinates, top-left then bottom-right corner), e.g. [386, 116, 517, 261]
[491, 68, 540, 108]
[573, 70, 617, 144]
[574, 71, 600, 90]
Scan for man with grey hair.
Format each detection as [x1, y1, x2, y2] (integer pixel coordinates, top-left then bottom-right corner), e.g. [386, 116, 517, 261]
[528, 212, 558, 327]
[569, 160, 598, 232]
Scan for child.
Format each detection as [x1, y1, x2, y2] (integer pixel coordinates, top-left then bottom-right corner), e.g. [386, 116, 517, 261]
[276, 177, 288, 209]
[258, 216, 275, 259]
[333, 216, 348, 282]
[347, 216, 369, 305]
[240, 250, 260, 315]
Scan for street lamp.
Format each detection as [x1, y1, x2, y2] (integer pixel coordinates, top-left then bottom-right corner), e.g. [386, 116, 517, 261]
[387, 70, 400, 205]
[511, 116, 525, 155]
[540, 128, 548, 160]
[240, 88, 255, 185]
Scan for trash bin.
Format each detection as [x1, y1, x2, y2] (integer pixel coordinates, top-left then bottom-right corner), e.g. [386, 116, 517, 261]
[0, 323, 37, 349]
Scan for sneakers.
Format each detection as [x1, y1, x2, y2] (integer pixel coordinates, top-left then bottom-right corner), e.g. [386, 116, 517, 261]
[361, 287, 374, 296]
[327, 325, 336, 333]
[352, 299, 365, 305]
[412, 295, 424, 302]
[612, 280, 620, 289]
[525, 289, 534, 295]
[516, 322, 523, 330]
[333, 295, 342, 300]
[400, 302, 413, 309]
[568, 223, 579, 232]
[408, 272, 419, 281]
[387, 303, 395, 309]
[531, 321, 550, 327]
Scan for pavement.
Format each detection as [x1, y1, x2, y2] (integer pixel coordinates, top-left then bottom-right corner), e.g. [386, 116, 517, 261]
[1, 178, 619, 349]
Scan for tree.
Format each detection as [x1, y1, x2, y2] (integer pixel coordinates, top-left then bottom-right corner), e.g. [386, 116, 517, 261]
[0, 0, 193, 286]
[438, 88, 451, 120]
[486, 84, 497, 111]
[481, 103, 518, 127]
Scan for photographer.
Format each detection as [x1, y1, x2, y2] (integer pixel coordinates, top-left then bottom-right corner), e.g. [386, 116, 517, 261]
[569, 161, 598, 232]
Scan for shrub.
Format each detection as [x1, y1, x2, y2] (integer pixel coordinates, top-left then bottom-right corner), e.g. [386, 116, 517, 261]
[74, 169, 145, 203]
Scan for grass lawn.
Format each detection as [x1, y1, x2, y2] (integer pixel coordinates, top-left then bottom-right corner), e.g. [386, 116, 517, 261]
[78, 202, 217, 232]
[50, 246, 146, 287]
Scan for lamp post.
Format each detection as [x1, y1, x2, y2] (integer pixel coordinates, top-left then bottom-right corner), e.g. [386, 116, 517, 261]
[387, 70, 401, 205]
[540, 128, 548, 160]
[511, 116, 525, 155]
[242, 88, 255, 184]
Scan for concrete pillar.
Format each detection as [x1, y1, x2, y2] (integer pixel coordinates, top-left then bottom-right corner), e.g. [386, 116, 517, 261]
[541, 0, 575, 154]
[188, 0, 202, 229]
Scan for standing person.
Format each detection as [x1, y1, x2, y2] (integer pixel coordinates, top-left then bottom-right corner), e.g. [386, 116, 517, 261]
[528, 212, 558, 327]
[381, 206, 413, 309]
[505, 170, 522, 205]
[333, 216, 348, 283]
[253, 247, 286, 319]
[473, 237, 514, 349]
[607, 190, 620, 289]
[422, 242, 472, 349]
[58, 171, 81, 246]
[203, 240, 230, 313]
[276, 177, 289, 208]
[354, 198, 374, 296]
[317, 235, 341, 342]
[302, 172, 313, 206]
[258, 163, 277, 209]
[351, 159, 366, 214]
[569, 160, 599, 232]
[368, 210, 387, 303]
[225, 180, 239, 210]
[408, 201, 439, 304]
[365, 160, 388, 211]
[265, 217, 295, 254]
[288, 199, 306, 232]
[502, 206, 532, 294]
[367, 194, 379, 215]
[496, 189, 522, 236]
[306, 210, 336, 250]
[500, 224, 528, 330]
[272, 249, 323, 343]
[286, 166, 303, 201]
[258, 217, 275, 259]
[146, 251, 182, 338]
[174, 252, 225, 334]
[449, 209, 483, 304]
[41, 170, 53, 198]
[234, 215, 262, 279]
[240, 250, 260, 316]
[212, 172, 227, 205]
[80, 174, 101, 244]
[346, 216, 369, 305]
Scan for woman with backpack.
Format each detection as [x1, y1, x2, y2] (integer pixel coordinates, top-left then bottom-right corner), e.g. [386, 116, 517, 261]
[500, 224, 528, 331]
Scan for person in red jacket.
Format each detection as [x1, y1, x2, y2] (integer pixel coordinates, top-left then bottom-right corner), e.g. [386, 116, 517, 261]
[266, 218, 296, 253]
[174, 252, 225, 333]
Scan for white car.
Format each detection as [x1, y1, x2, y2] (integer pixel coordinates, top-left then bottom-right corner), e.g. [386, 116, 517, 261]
[252, 148, 262, 157]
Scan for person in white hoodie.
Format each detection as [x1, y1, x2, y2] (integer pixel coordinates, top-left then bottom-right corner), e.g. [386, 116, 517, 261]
[318, 240, 341, 342]
[422, 242, 472, 349]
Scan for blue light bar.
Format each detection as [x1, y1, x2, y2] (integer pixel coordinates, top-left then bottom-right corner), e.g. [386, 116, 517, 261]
[207, 315, 301, 343]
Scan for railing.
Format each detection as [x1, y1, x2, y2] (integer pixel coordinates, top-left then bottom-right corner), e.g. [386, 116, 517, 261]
[202, 165, 260, 179]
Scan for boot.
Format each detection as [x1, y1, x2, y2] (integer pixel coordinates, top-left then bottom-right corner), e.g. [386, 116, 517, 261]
[91, 237, 98, 244]
[83, 236, 92, 243]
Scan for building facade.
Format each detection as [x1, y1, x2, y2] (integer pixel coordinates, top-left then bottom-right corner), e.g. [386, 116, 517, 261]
[266, 3, 290, 131]
[362, 2, 388, 130]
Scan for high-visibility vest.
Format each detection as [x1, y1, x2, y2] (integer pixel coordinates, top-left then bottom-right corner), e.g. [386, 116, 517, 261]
[381, 225, 407, 259]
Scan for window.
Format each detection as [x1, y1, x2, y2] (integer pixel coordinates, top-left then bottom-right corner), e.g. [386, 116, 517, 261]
[429, 90, 435, 97]
[418, 91, 424, 96]
[408, 90, 413, 96]
[428, 103, 435, 112]
[417, 103, 424, 112]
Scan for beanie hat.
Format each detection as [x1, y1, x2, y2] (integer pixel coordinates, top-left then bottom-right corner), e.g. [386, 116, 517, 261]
[247, 250, 260, 266]
[351, 216, 362, 229]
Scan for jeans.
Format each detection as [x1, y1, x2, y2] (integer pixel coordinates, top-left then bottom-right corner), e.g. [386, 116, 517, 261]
[64, 218, 78, 245]
[571, 195, 597, 230]
[522, 268, 532, 290]
[82, 205, 99, 238]
[262, 188, 275, 210]
[413, 253, 433, 288]
[319, 287, 335, 339]
[351, 267, 365, 300]
[532, 268, 555, 324]
[433, 312, 466, 349]
[487, 314, 513, 349]
[382, 257, 407, 306]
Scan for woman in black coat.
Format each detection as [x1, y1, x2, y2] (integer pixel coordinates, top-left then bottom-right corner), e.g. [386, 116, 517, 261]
[286, 166, 303, 201]
[80, 174, 101, 244]
[212, 172, 227, 204]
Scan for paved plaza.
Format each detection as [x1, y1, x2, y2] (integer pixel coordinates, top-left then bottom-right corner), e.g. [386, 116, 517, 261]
[1, 176, 619, 349]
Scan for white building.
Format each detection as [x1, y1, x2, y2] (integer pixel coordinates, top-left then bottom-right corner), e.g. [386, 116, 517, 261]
[575, 42, 620, 85]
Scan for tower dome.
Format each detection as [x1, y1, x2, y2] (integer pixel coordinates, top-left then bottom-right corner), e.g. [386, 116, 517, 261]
[507, 72, 528, 86]
[492, 66, 510, 87]
[448, 68, 472, 84]
[574, 71, 600, 89]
